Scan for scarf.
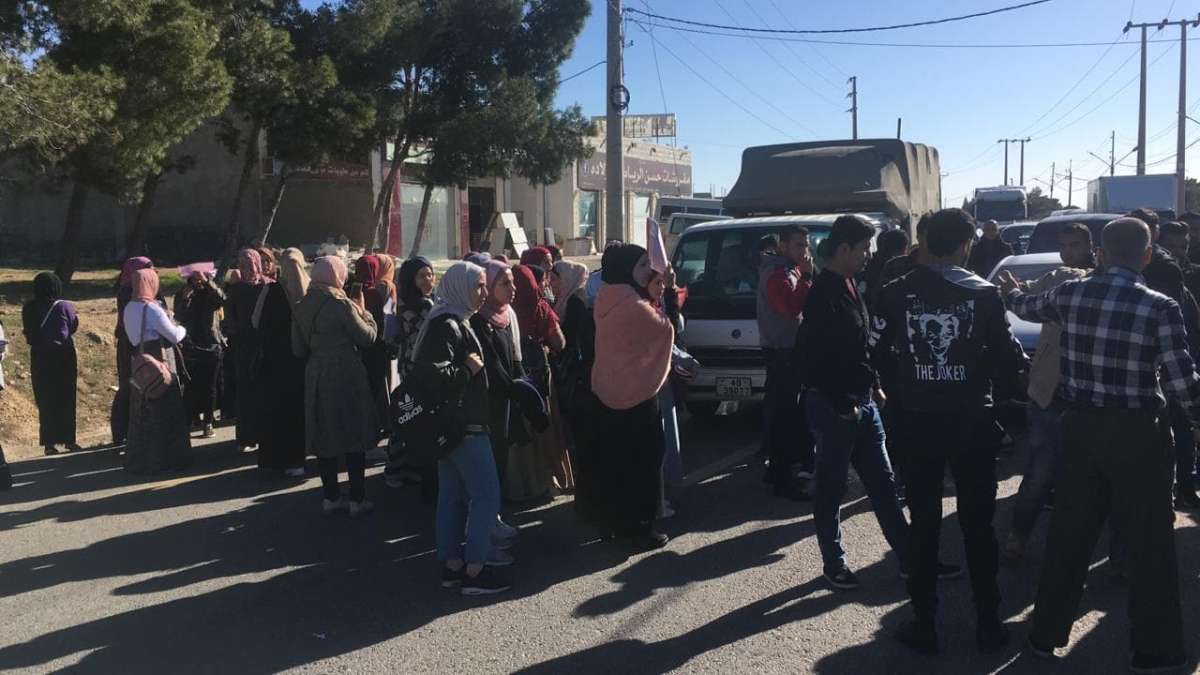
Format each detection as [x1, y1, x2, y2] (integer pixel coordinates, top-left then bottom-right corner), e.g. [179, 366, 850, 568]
[601, 243, 650, 299]
[376, 254, 398, 305]
[131, 268, 160, 302]
[552, 260, 589, 317]
[120, 257, 153, 287]
[520, 247, 552, 270]
[398, 256, 434, 310]
[279, 248, 309, 305]
[354, 254, 380, 290]
[477, 259, 512, 329]
[410, 261, 485, 361]
[512, 264, 557, 342]
[238, 249, 264, 285]
[311, 256, 348, 290]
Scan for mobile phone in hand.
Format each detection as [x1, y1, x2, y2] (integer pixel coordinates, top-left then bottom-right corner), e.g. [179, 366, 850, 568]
[350, 282, 363, 298]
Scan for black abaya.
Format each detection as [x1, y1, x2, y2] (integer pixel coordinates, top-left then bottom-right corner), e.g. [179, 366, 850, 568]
[255, 284, 306, 470]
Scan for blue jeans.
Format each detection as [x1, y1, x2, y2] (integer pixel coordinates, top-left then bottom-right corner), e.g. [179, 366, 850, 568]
[808, 391, 909, 574]
[658, 384, 684, 489]
[436, 434, 501, 565]
[1010, 401, 1063, 538]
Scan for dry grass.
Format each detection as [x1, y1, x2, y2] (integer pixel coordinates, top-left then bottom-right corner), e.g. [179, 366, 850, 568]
[0, 267, 183, 456]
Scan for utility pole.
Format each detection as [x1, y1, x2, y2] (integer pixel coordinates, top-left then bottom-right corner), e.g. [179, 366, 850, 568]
[1050, 161, 1056, 199]
[999, 139, 1010, 185]
[847, 76, 858, 140]
[896, 118, 902, 139]
[1124, 22, 1149, 174]
[604, 0, 625, 246]
[1067, 160, 1073, 207]
[997, 138, 1031, 185]
[1018, 138, 1030, 185]
[1088, 132, 1116, 176]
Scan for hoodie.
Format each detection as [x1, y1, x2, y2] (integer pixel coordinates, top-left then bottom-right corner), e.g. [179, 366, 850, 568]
[756, 254, 812, 349]
[873, 265, 1028, 412]
[591, 283, 674, 410]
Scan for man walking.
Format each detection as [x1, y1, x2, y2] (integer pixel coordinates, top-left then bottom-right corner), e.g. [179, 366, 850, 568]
[756, 225, 814, 500]
[1001, 217, 1200, 672]
[874, 208, 1027, 654]
[798, 216, 960, 590]
[966, 219, 1013, 278]
[1002, 223, 1094, 565]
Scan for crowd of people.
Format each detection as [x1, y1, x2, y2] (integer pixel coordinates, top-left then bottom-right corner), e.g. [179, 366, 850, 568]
[2, 206, 1199, 668]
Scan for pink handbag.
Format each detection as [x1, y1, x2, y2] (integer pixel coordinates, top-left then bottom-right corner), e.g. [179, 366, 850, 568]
[129, 304, 173, 399]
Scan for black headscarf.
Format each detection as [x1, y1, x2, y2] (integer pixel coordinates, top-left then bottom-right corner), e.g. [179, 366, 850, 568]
[397, 256, 434, 310]
[600, 244, 648, 289]
[22, 272, 63, 339]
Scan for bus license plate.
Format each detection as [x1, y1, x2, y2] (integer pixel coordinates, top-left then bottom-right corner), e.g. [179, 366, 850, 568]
[715, 377, 752, 399]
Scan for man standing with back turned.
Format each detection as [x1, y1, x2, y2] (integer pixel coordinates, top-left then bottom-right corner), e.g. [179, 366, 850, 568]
[1002, 217, 1200, 673]
[875, 208, 1027, 654]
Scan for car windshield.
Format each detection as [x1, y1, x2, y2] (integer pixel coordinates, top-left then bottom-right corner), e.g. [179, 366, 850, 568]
[989, 260, 1061, 283]
[1027, 217, 1111, 253]
[1000, 225, 1034, 243]
[674, 224, 832, 320]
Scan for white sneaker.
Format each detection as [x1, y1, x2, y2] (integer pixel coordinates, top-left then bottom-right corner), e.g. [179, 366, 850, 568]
[493, 516, 518, 539]
[284, 468, 305, 478]
[487, 548, 515, 567]
[349, 500, 375, 518]
[322, 498, 347, 515]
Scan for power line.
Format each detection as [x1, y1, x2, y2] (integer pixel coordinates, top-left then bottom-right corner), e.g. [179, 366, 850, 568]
[636, 26, 793, 138]
[743, 0, 842, 90]
[624, 20, 1199, 49]
[708, 0, 842, 108]
[1025, 41, 1142, 138]
[764, 0, 849, 79]
[1016, 32, 1128, 136]
[624, 1, 1052, 35]
[560, 60, 606, 83]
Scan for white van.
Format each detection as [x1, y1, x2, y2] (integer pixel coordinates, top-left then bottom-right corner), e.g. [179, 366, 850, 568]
[665, 212, 730, 255]
[671, 214, 883, 418]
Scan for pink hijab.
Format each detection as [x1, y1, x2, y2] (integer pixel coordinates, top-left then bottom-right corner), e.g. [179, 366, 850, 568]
[238, 249, 264, 285]
[311, 256, 348, 290]
[477, 260, 512, 329]
[131, 268, 160, 302]
[120, 256, 153, 287]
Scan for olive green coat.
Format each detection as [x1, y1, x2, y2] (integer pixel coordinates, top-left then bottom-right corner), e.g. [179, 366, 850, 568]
[291, 285, 378, 457]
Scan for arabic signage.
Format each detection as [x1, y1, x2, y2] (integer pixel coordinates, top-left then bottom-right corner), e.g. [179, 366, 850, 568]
[264, 159, 370, 181]
[591, 114, 677, 139]
[577, 154, 692, 195]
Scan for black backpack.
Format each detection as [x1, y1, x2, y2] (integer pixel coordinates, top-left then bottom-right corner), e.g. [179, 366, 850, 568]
[389, 316, 468, 466]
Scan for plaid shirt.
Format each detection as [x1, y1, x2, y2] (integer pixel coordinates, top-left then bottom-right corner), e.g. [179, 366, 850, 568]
[1005, 266, 1200, 420]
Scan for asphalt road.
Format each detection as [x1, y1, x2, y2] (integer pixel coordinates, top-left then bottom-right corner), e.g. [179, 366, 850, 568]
[1, 408, 1199, 674]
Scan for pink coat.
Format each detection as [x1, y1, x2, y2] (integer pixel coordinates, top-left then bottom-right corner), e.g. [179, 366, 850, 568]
[591, 283, 674, 410]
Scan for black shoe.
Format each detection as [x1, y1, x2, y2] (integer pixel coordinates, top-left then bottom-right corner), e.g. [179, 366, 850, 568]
[461, 567, 511, 596]
[772, 481, 811, 502]
[1175, 485, 1200, 510]
[631, 530, 670, 552]
[43, 445, 58, 456]
[441, 565, 464, 588]
[976, 619, 1011, 654]
[1026, 635, 1058, 660]
[1130, 652, 1188, 674]
[900, 561, 963, 581]
[824, 567, 860, 590]
[895, 619, 939, 655]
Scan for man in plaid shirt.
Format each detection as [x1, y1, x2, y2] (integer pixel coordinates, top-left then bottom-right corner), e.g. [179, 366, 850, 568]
[1000, 217, 1200, 672]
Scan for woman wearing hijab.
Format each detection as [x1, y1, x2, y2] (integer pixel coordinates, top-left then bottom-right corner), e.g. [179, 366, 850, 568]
[123, 268, 191, 473]
[385, 255, 437, 490]
[174, 268, 226, 438]
[510, 265, 571, 498]
[519, 247, 553, 273]
[551, 260, 597, 516]
[469, 260, 523, 543]
[353, 254, 391, 433]
[224, 248, 269, 450]
[411, 262, 511, 595]
[254, 250, 308, 476]
[292, 256, 379, 516]
[255, 246, 278, 281]
[591, 244, 675, 551]
[21, 272, 80, 455]
[112, 256, 154, 444]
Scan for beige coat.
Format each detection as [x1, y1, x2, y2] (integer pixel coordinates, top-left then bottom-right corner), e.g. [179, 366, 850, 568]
[292, 285, 379, 457]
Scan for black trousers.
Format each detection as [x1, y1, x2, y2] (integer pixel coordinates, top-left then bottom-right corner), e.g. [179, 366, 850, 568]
[763, 348, 815, 484]
[1170, 402, 1196, 488]
[183, 346, 222, 423]
[1031, 408, 1183, 659]
[318, 452, 366, 502]
[593, 397, 664, 537]
[900, 409, 1001, 623]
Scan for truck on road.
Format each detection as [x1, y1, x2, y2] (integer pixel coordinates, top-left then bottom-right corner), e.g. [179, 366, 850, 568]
[1086, 174, 1178, 215]
[973, 186, 1028, 224]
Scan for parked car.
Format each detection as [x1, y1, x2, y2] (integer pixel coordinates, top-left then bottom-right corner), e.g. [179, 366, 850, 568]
[985, 252, 1065, 354]
[999, 221, 1037, 254]
[1026, 212, 1122, 254]
[671, 213, 884, 417]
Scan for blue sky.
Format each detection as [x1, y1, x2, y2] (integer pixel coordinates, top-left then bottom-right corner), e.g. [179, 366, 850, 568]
[308, 0, 1196, 208]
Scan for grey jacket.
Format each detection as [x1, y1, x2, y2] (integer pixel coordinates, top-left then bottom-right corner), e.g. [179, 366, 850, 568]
[756, 254, 803, 349]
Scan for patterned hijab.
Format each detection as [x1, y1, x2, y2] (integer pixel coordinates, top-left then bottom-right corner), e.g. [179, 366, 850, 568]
[238, 249, 264, 285]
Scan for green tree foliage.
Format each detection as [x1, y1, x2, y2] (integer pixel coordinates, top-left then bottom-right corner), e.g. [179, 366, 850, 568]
[1026, 187, 1063, 220]
[335, 0, 592, 253]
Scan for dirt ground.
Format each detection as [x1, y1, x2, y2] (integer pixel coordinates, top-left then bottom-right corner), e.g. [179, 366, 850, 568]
[0, 267, 183, 458]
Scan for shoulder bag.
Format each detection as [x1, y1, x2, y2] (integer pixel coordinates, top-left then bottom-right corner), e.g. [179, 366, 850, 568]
[390, 316, 468, 466]
[129, 303, 173, 399]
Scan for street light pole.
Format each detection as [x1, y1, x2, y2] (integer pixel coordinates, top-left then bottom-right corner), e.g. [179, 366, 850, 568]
[605, 0, 625, 246]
